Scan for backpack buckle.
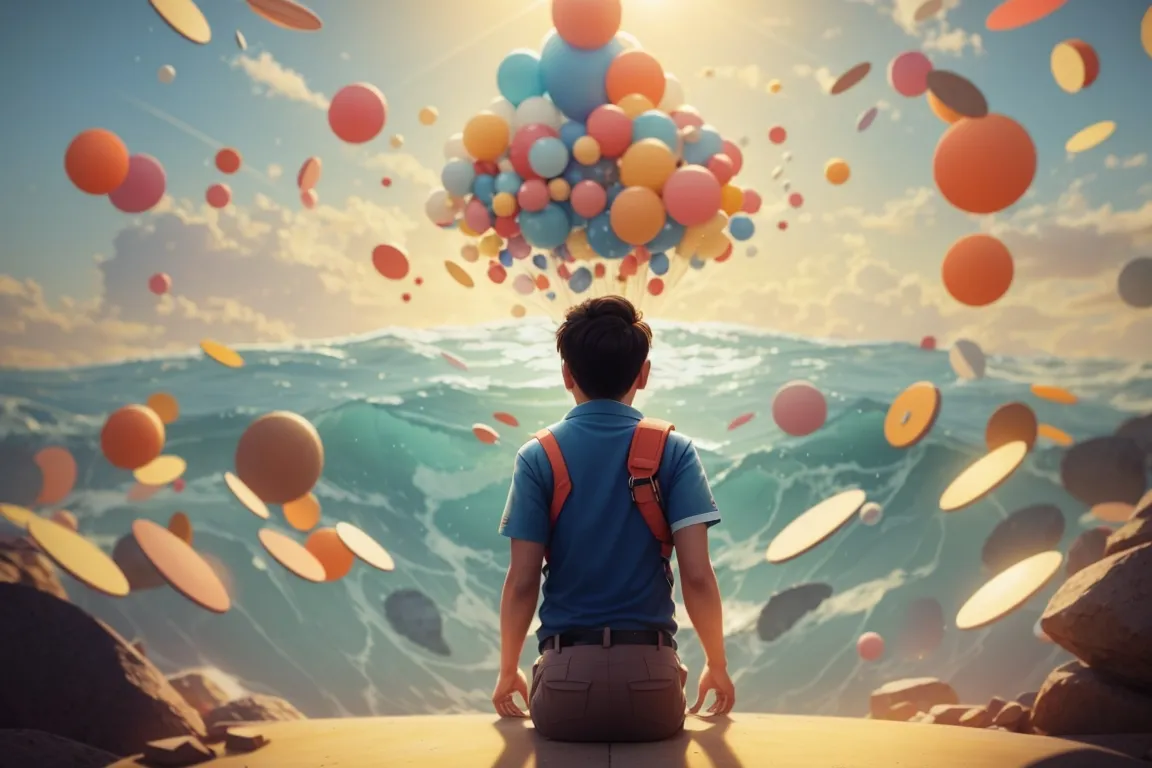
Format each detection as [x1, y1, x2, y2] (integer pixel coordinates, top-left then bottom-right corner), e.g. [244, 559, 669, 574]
[628, 475, 663, 506]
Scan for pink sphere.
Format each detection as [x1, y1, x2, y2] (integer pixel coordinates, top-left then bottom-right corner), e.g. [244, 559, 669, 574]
[888, 51, 933, 98]
[571, 180, 608, 218]
[508, 234, 531, 259]
[707, 154, 735, 185]
[720, 139, 744, 174]
[328, 83, 388, 144]
[788, 192, 804, 209]
[464, 198, 492, 233]
[173, 478, 186, 492]
[742, 189, 763, 214]
[517, 179, 550, 212]
[663, 165, 722, 227]
[768, 126, 787, 144]
[857, 632, 885, 662]
[670, 108, 704, 131]
[205, 183, 231, 209]
[920, 335, 937, 350]
[510, 123, 560, 180]
[772, 380, 827, 436]
[778, 220, 788, 231]
[109, 154, 166, 213]
[148, 272, 171, 295]
[586, 105, 633, 158]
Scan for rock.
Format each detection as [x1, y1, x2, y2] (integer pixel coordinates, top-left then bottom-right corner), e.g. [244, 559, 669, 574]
[1066, 527, 1110, 577]
[1015, 691, 1038, 709]
[909, 712, 935, 724]
[958, 706, 991, 728]
[205, 720, 245, 744]
[1040, 543, 1152, 690]
[168, 672, 230, 717]
[869, 678, 959, 719]
[0, 583, 206, 756]
[0, 729, 119, 768]
[1105, 516, 1152, 557]
[0, 535, 68, 600]
[928, 704, 980, 726]
[141, 736, 213, 766]
[993, 701, 1026, 730]
[878, 701, 919, 722]
[204, 695, 305, 730]
[223, 726, 269, 753]
[985, 696, 1007, 719]
[1031, 660, 1152, 736]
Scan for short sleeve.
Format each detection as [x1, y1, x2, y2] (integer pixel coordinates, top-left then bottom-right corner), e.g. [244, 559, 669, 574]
[659, 433, 721, 534]
[498, 441, 552, 544]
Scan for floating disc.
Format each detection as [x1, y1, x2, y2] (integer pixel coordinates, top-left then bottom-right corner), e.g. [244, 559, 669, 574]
[441, 352, 468, 370]
[168, 511, 193, 544]
[955, 550, 1062, 630]
[1065, 121, 1116, 154]
[1050, 40, 1100, 93]
[0, 503, 37, 530]
[132, 519, 231, 613]
[728, 412, 755, 431]
[766, 489, 868, 564]
[1037, 424, 1073, 446]
[245, 0, 322, 31]
[297, 156, 322, 192]
[28, 516, 129, 597]
[884, 382, 941, 448]
[444, 261, 475, 288]
[986, 0, 1068, 32]
[913, 0, 943, 23]
[926, 71, 988, 119]
[134, 455, 187, 486]
[224, 471, 269, 519]
[235, 30, 248, 50]
[258, 527, 326, 582]
[940, 441, 1028, 512]
[149, 0, 212, 44]
[335, 521, 396, 572]
[1031, 384, 1077, 405]
[829, 63, 872, 95]
[986, 402, 1038, 450]
[201, 339, 244, 368]
[1090, 501, 1135, 524]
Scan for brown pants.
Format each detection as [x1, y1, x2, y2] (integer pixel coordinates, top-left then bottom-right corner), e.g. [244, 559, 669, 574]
[529, 643, 688, 743]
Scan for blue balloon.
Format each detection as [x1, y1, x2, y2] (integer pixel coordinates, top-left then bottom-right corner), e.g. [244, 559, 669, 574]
[729, 215, 755, 241]
[690, 256, 706, 270]
[605, 182, 624, 207]
[586, 211, 631, 259]
[632, 111, 679, 150]
[520, 203, 571, 249]
[497, 49, 545, 106]
[472, 174, 496, 204]
[647, 218, 684, 252]
[499, 249, 514, 267]
[559, 121, 586, 149]
[683, 125, 723, 165]
[649, 251, 670, 275]
[569, 266, 594, 294]
[529, 137, 570, 179]
[494, 171, 523, 195]
[552, 245, 570, 261]
[441, 158, 476, 198]
[532, 253, 548, 270]
[546, 291, 557, 301]
[540, 33, 623, 122]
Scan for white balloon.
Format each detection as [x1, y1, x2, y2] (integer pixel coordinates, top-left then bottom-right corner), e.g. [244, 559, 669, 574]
[617, 32, 641, 51]
[497, 157, 515, 173]
[424, 189, 455, 226]
[859, 502, 884, 527]
[783, 151, 793, 162]
[488, 97, 517, 126]
[782, 180, 792, 191]
[443, 133, 469, 160]
[514, 96, 563, 130]
[746, 245, 758, 258]
[659, 74, 686, 112]
[949, 339, 986, 380]
[158, 65, 176, 84]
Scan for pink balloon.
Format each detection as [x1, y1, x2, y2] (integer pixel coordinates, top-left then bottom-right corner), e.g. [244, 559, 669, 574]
[771, 380, 826, 436]
[720, 140, 744, 174]
[768, 126, 787, 144]
[205, 183, 231, 209]
[510, 124, 560, 180]
[778, 220, 789, 231]
[571, 180, 608, 218]
[670, 107, 704, 131]
[148, 272, 171, 295]
[508, 234, 531, 259]
[920, 336, 937, 350]
[663, 165, 721, 227]
[789, 193, 804, 209]
[741, 189, 762, 214]
[328, 83, 388, 144]
[300, 189, 318, 209]
[707, 154, 735, 185]
[109, 154, 166, 213]
[888, 51, 933, 98]
[464, 198, 492, 233]
[857, 632, 885, 662]
[494, 215, 520, 238]
[517, 179, 550, 212]
[586, 105, 633, 158]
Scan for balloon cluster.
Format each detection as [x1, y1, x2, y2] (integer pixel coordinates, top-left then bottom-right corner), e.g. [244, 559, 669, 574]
[427, 0, 761, 297]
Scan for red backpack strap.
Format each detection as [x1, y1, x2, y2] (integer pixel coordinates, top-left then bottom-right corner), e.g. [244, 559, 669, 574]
[628, 418, 675, 559]
[534, 428, 571, 562]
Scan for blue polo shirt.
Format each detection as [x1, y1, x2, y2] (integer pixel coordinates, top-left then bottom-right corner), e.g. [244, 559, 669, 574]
[499, 399, 721, 641]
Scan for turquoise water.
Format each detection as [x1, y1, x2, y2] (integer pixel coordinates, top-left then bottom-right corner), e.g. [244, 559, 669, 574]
[1, 319, 1148, 717]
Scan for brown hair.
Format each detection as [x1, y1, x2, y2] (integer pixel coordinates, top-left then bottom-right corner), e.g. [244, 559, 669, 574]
[555, 295, 652, 400]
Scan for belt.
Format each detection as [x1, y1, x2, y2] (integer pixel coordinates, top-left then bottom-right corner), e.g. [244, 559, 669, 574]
[539, 628, 677, 654]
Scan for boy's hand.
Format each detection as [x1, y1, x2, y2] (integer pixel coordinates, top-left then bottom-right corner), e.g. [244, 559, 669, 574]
[492, 668, 530, 718]
[689, 664, 735, 715]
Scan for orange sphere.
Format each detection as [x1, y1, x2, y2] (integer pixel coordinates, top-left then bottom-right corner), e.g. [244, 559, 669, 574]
[305, 527, 355, 581]
[942, 234, 1014, 306]
[215, 147, 242, 174]
[101, 405, 165, 470]
[934, 114, 1036, 215]
[606, 50, 666, 106]
[235, 411, 324, 504]
[65, 129, 130, 195]
[610, 187, 666, 246]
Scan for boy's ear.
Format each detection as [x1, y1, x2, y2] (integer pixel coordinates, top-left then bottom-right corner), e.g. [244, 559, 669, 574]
[637, 359, 651, 390]
[561, 362, 575, 390]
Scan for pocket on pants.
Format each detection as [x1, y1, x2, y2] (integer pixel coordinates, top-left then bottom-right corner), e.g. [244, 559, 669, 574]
[534, 654, 591, 725]
[628, 655, 685, 727]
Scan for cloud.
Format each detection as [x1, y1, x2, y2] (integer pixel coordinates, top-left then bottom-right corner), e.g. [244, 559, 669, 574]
[365, 152, 443, 190]
[862, 0, 984, 56]
[230, 52, 330, 110]
[267, 163, 283, 180]
[791, 63, 837, 93]
[699, 65, 782, 94]
[921, 22, 984, 55]
[823, 187, 937, 234]
[822, 27, 843, 40]
[1105, 153, 1148, 170]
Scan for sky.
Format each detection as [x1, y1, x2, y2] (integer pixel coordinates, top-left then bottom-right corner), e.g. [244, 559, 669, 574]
[0, 0, 1149, 368]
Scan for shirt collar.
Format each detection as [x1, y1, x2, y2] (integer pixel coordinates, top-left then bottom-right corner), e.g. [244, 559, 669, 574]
[564, 399, 642, 421]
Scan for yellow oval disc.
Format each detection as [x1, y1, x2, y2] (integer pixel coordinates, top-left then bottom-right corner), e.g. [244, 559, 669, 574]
[201, 339, 244, 368]
[28, 516, 130, 597]
[444, 260, 475, 288]
[766, 489, 867, 564]
[1065, 121, 1116, 154]
[939, 441, 1028, 512]
[335, 521, 396, 572]
[149, 0, 212, 44]
[133, 455, 187, 486]
[955, 551, 1062, 630]
[0, 503, 37, 530]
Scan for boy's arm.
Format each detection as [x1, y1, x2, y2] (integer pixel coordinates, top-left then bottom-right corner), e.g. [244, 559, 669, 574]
[497, 448, 550, 673]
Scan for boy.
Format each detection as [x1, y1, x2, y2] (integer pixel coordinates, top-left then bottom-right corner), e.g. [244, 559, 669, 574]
[493, 295, 734, 742]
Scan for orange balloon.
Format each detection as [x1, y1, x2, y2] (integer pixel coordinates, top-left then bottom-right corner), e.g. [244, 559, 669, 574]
[934, 114, 1037, 215]
[215, 148, 242, 174]
[610, 187, 666, 246]
[943, 234, 1014, 306]
[926, 91, 964, 124]
[100, 405, 165, 470]
[552, 0, 622, 49]
[65, 129, 130, 195]
[305, 527, 355, 581]
[606, 50, 666, 106]
[235, 411, 324, 504]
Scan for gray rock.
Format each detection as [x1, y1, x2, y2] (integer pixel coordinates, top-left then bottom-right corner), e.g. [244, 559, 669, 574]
[1031, 660, 1152, 736]
[204, 695, 305, 730]
[1104, 516, 1152, 557]
[869, 677, 959, 719]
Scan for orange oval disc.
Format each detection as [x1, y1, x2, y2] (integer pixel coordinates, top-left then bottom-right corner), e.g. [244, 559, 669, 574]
[132, 519, 231, 613]
[168, 511, 193, 544]
[1037, 423, 1073, 446]
[1031, 384, 1077, 405]
[884, 382, 941, 448]
[940, 441, 1028, 512]
[258, 527, 326, 582]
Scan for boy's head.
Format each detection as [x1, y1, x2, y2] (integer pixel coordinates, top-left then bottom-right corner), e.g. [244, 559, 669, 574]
[556, 295, 652, 403]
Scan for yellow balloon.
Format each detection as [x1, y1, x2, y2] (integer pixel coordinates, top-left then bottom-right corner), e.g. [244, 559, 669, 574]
[479, 233, 503, 257]
[572, 136, 601, 165]
[566, 228, 595, 261]
[459, 220, 478, 237]
[720, 185, 744, 215]
[619, 139, 677, 192]
[548, 178, 571, 202]
[419, 106, 439, 126]
[463, 111, 510, 162]
[676, 212, 728, 258]
[618, 93, 655, 119]
[493, 192, 517, 217]
[698, 230, 731, 260]
[768, 79, 782, 94]
[825, 158, 851, 185]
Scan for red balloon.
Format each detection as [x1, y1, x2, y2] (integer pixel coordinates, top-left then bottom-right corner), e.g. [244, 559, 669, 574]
[372, 245, 410, 280]
[648, 277, 665, 296]
[328, 83, 388, 144]
[510, 124, 560, 180]
[920, 336, 937, 350]
[487, 262, 508, 284]
[402, 293, 412, 303]
[109, 154, 167, 214]
[494, 215, 520, 238]
[414, 277, 424, 286]
[594, 263, 606, 278]
[768, 126, 787, 144]
[148, 273, 171, 295]
[215, 148, 242, 174]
